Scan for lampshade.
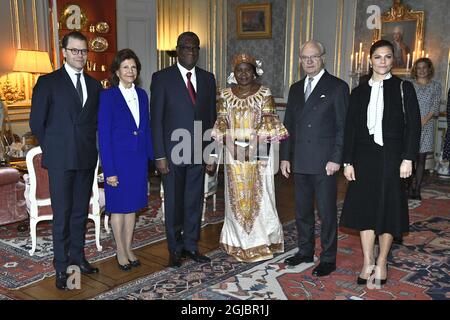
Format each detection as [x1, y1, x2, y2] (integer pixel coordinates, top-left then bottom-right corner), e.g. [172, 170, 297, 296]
[12, 49, 53, 74]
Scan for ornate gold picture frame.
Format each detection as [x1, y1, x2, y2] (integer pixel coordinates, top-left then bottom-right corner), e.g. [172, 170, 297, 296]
[236, 3, 272, 40]
[373, 0, 424, 75]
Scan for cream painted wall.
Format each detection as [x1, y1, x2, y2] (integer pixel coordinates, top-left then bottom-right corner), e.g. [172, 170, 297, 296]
[116, 0, 158, 94]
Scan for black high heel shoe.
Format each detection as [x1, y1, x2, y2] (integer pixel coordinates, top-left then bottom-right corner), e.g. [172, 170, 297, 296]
[116, 255, 132, 271]
[356, 265, 375, 285]
[129, 259, 141, 267]
[409, 191, 422, 200]
[357, 276, 368, 285]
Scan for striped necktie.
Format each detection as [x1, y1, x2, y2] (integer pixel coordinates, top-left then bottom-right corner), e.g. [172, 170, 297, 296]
[305, 77, 314, 102]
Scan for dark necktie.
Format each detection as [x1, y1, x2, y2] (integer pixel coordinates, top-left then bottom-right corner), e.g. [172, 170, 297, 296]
[186, 72, 196, 105]
[305, 77, 314, 102]
[76, 73, 83, 104]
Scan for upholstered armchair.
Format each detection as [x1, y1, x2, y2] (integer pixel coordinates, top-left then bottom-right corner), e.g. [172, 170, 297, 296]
[0, 167, 27, 226]
[24, 147, 105, 255]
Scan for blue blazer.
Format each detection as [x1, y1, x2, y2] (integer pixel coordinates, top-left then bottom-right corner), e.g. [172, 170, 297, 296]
[98, 86, 154, 178]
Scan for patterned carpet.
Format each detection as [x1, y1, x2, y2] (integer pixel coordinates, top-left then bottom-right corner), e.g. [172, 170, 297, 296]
[1, 175, 449, 300]
[0, 192, 224, 290]
[0, 293, 13, 300]
[92, 179, 449, 301]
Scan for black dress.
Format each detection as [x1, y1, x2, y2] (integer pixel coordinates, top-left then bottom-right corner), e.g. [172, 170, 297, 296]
[442, 89, 450, 160]
[340, 76, 421, 239]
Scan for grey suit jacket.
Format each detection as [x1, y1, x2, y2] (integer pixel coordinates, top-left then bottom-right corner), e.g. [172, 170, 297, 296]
[280, 70, 349, 174]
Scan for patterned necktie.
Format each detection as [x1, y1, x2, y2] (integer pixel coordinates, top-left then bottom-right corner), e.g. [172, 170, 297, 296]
[76, 73, 83, 104]
[305, 77, 314, 102]
[186, 72, 196, 105]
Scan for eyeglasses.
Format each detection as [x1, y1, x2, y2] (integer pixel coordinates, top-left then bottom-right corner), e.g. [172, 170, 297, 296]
[177, 45, 200, 52]
[300, 55, 323, 62]
[65, 48, 89, 56]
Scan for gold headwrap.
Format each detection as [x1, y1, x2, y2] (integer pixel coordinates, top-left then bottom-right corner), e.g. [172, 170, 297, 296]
[228, 53, 264, 84]
[232, 53, 257, 69]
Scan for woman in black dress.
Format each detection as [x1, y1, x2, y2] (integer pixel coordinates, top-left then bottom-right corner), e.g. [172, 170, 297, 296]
[340, 40, 421, 286]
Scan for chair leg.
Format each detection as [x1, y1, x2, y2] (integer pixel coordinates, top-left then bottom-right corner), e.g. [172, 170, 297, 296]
[104, 214, 110, 234]
[92, 215, 102, 252]
[161, 198, 165, 222]
[213, 194, 216, 212]
[202, 197, 206, 221]
[28, 219, 37, 256]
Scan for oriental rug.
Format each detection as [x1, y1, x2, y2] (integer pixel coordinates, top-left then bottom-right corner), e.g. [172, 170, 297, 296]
[93, 196, 449, 300]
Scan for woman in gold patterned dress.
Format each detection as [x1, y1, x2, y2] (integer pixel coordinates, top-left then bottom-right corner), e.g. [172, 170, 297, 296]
[212, 54, 289, 262]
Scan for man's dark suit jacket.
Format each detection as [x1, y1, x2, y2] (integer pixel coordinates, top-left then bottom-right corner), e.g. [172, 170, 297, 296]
[30, 67, 102, 170]
[281, 70, 349, 174]
[150, 64, 217, 164]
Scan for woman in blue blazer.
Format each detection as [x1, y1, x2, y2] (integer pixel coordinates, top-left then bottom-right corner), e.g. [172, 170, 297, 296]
[98, 49, 154, 270]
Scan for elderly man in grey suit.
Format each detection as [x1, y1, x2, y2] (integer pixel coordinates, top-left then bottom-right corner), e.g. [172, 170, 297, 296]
[280, 40, 349, 277]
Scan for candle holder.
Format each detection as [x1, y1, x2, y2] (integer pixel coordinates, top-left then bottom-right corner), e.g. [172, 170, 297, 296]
[349, 69, 371, 89]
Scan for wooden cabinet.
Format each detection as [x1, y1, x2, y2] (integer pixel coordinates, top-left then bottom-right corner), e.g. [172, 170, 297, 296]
[57, 0, 117, 85]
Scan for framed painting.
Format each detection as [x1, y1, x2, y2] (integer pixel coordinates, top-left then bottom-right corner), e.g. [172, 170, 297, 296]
[373, 0, 424, 75]
[236, 3, 272, 40]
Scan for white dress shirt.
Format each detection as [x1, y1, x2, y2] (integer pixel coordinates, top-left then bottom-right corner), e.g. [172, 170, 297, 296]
[118, 82, 140, 128]
[177, 62, 197, 92]
[367, 72, 392, 146]
[303, 68, 325, 95]
[64, 63, 88, 107]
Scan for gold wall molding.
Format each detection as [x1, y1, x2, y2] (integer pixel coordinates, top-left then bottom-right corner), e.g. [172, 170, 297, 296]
[208, 0, 227, 88]
[349, 0, 357, 89]
[333, 0, 344, 77]
[445, 49, 450, 106]
[287, 0, 297, 86]
[305, 0, 313, 42]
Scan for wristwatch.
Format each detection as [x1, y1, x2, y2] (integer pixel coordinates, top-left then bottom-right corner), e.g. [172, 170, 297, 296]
[343, 163, 353, 168]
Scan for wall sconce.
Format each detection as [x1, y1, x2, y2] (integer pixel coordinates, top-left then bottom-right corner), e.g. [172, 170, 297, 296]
[157, 49, 178, 70]
[165, 50, 177, 65]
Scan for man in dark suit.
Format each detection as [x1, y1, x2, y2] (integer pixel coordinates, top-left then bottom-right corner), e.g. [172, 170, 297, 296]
[280, 40, 349, 277]
[30, 31, 102, 290]
[150, 32, 217, 267]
